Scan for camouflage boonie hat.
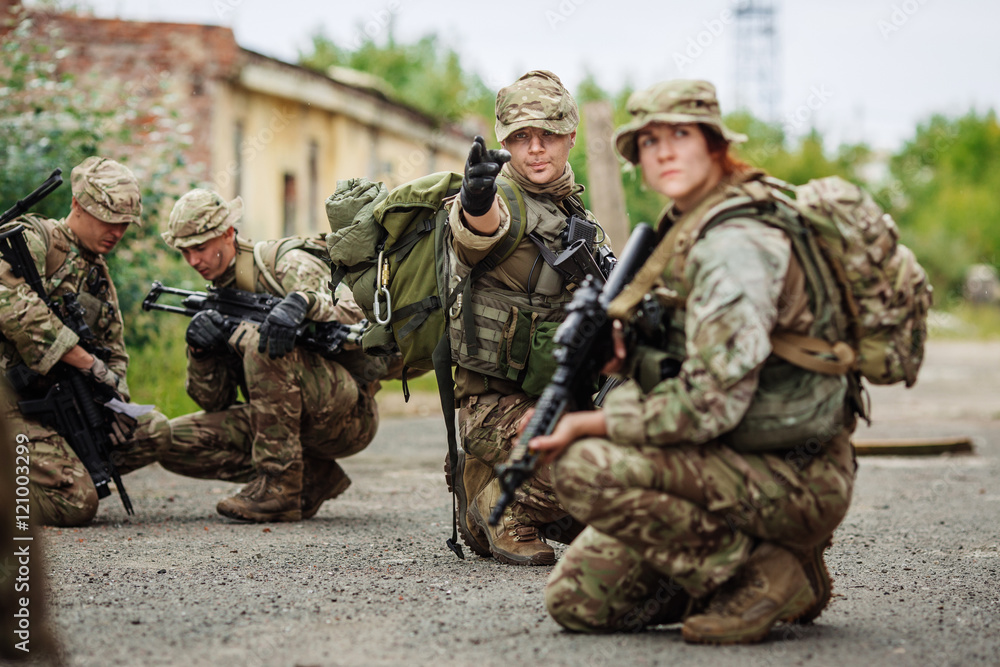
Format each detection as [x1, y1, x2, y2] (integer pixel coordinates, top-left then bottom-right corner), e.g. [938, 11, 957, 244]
[162, 189, 243, 249]
[495, 70, 579, 142]
[70, 156, 142, 226]
[614, 80, 748, 165]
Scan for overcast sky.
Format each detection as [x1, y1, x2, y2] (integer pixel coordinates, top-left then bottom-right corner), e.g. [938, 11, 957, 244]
[65, 0, 999, 151]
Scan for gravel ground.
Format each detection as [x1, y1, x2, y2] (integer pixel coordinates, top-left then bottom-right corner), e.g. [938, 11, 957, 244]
[13, 340, 1000, 666]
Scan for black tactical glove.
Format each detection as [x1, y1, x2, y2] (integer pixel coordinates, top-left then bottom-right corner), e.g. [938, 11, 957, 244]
[186, 309, 230, 355]
[460, 135, 511, 217]
[257, 292, 309, 359]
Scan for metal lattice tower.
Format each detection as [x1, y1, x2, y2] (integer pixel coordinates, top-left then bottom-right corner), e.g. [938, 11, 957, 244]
[733, 0, 780, 121]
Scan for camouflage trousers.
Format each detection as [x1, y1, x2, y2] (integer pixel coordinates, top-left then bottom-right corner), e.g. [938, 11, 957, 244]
[164, 347, 379, 482]
[0, 384, 172, 527]
[459, 392, 567, 527]
[545, 426, 857, 632]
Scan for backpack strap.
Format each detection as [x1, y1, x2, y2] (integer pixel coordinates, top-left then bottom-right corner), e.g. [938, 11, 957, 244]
[15, 217, 72, 279]
[253, 239, 297, 296]
[606, 190, 758, 320]
[433, 333, 465, 560]
[234, 237, 256, 292]
[770, 331, 856, 375]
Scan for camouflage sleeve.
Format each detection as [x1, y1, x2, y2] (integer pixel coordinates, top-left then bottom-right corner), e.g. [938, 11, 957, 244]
[604, 219, 792, 447]
[447, 195, 512, 266]
[272, 248, 362, 323]
[101, 275, 132, 400]
[0, 224, 80, 375]
[184, 348, 241, 411]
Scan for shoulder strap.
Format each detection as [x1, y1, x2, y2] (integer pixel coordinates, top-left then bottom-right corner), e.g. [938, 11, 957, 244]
[234, 238, 256, 292]
[45, 221, 73, 278]
[253, 239, 293, 296]
[606, 189, 759, 320]
[19, 217, 72, 279]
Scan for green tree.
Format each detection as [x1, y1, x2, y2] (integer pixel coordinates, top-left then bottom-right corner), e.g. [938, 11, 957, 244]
[1, 4, 200, 412]
[880, 110, 1000, 300]
[299, 27, 493, 125]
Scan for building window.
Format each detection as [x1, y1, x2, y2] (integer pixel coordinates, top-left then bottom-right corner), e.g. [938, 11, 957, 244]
[283, 173, 297, 237]
[308, 140, 319, 232]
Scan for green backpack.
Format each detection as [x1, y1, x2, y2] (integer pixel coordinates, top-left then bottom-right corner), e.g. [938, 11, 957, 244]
[325, 171, 528, 560]
[325, 171, 526, 373]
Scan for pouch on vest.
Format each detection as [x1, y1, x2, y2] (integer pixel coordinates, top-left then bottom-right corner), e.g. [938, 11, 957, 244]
[721, 361, 848, 452]
[497, 307, 560, 397]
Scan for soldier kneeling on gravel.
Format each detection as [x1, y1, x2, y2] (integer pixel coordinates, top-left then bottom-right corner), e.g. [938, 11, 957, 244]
[161, 189, 387, 522]
[530, 80, 859, 643]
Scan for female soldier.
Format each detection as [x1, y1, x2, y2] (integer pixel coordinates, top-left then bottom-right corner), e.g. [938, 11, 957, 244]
[530, 80, 858, 644]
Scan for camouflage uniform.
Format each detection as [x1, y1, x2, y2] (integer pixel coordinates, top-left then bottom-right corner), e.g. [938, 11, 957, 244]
[0, 157, 171, 527]
[162, 190, 381, 518]
[449, 71, 594, 562]
[545, 81, 858, 633]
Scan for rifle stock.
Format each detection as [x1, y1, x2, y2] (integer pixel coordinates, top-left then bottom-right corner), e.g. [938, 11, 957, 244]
[490, 223, 657, 525]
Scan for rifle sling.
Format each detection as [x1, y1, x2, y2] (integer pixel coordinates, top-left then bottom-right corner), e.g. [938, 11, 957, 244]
[433, 333, 464, 560]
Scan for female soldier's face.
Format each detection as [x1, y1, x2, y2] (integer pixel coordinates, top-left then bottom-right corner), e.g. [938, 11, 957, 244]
[637, 122, 723, 213]
[502, 127, 576, 185]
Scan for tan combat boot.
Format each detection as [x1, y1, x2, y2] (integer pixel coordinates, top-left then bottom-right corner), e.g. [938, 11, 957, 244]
[301, 458, 352, 520]
[682, 542, 816, 644]
[787, 536, 834, 624]
[444, 450, 494, 557]
[467, 478, 555, 566]
[217, 460, 304, 523]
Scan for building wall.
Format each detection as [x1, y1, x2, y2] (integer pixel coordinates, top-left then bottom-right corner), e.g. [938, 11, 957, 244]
[24, 10, 470, 240]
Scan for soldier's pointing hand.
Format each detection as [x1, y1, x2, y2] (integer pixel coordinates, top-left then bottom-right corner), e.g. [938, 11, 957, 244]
[460, 135, 511, 217]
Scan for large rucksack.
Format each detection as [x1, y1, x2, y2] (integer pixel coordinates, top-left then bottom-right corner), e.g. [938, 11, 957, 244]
[766, 176, 931, 388]
[665, 175, 932, 390]
[324, 171, 526, 373]
[325, 171, 528, 560]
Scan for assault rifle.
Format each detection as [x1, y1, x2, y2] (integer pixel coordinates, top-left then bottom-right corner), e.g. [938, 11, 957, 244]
[0, 169, 134, 514]
[490, 223, 657, 525]
[142, 281, 366, 358]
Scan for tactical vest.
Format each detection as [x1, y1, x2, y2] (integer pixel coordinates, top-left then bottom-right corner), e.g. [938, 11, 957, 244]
[447, 193, 582, 396]
[611, 180, 852, 452]
[13, 216, 120, 336]
[0, 216, 122, 380]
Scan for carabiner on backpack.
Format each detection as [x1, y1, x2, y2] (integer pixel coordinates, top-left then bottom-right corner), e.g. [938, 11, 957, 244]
[374, 250, 393, 325]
